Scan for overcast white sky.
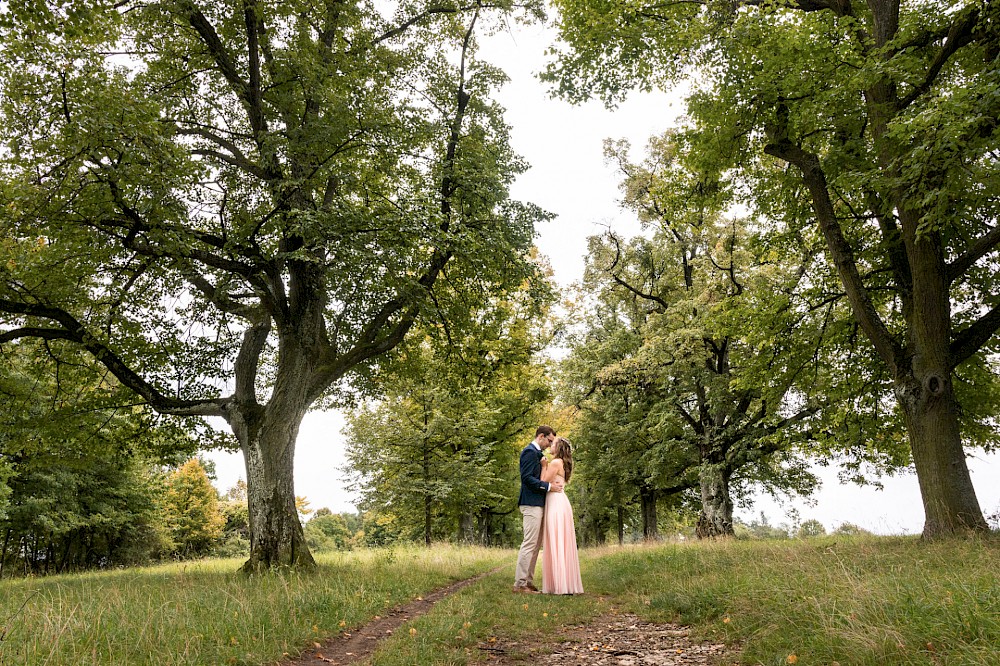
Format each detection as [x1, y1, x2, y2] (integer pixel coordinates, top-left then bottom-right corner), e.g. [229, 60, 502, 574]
[206, 19, 1000, 536]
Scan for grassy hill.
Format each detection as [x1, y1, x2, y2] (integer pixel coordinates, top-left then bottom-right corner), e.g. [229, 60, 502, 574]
[1, 537, 997, 665]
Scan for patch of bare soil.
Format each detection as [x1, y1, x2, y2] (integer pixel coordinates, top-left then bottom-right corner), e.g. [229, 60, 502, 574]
[483, 612, 734, 666]
[282, 568, 499, 665]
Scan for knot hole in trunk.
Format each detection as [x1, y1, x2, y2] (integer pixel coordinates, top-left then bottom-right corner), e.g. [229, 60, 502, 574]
[924, 373, 945, 396]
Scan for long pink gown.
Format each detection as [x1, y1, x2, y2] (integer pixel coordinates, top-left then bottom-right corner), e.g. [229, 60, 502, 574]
[541, 475, 584, 595]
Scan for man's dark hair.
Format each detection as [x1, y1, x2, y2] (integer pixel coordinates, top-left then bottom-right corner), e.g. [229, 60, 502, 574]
[535, 425, 556, 438]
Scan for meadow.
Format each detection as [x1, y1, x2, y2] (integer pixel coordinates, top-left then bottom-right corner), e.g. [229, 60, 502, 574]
[1, 537, 998, 665]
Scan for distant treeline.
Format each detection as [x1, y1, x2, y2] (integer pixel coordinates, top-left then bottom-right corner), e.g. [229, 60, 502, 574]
[0, 455, 369, 577]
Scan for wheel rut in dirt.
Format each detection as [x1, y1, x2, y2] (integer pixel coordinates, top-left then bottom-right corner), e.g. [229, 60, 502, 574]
[282, 567, 500, 665]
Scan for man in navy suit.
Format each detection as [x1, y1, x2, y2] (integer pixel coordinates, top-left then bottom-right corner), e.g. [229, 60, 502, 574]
[513, 425, 564, 593]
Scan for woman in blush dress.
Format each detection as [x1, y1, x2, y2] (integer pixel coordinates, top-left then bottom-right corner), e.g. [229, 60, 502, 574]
[540, 437, 584, 595]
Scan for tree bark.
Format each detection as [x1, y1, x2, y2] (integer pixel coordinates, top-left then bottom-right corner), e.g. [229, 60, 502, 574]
[896, 372, 986, 536]
[238, 409, 315, 571]
[640, 486, 658, 540]
[695, 463, 734, 538]
[459, 512, 475, 543]
[617, 505, 625, 545]
[896, 221, 987, 536]
[475, 510, 491, 546]
[232, 331, 317, 573]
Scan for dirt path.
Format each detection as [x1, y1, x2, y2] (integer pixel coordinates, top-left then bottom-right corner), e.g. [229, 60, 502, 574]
[282, 568, 500, 665]
[485, 611, 732, 666]
[283, 576, 733, 666]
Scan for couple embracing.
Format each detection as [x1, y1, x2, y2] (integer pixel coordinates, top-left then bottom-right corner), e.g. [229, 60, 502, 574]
[513, 425, 584, 595]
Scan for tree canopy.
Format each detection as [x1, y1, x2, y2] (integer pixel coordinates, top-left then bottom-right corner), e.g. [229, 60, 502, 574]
[546, 0, 1000, 536]
[0, 0, 551, 568]
[345, 268, 554, 546]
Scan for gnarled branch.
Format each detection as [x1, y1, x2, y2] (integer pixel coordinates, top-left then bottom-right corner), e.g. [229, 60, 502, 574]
[0, 299, 228, 417]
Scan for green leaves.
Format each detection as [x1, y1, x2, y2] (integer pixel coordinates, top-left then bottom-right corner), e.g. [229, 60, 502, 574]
[163, 458, 226, 557]
[343, 274, 555, 544]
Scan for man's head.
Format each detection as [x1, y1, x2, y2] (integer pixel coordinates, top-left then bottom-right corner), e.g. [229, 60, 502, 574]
[534, 425, 556, 449]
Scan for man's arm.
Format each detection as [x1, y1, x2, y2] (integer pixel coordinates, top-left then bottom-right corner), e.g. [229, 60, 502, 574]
[520, 449, 563, 493]
[520, 448, 550, 493]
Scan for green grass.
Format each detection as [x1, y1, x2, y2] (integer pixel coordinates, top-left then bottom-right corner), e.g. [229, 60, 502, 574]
[0, 545, 507, 665]
[3, 538, 999, 665]
[370, 537, 1000, 665]
[368, 568, 603, 665]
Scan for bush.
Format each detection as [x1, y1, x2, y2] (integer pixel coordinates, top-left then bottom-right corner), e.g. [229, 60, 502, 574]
[304, 511, 354, 552]
[211, 532, 250, 558]
[832, 522, 872, 536]
[797, 519, 827, 538]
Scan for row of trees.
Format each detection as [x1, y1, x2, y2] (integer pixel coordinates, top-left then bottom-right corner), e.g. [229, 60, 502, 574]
[3, 0, 999, 572]
[346, 0, 1000, 542]
[343, 259, 556, 546]
[1, 448, 370, 576]
[0, 448, 226, 576]
[546, 0, 1000, 537]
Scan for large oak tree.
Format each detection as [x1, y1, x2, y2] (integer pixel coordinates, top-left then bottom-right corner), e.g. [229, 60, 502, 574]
[546, 0, 1000, 535]
[0, 0, 548, 569]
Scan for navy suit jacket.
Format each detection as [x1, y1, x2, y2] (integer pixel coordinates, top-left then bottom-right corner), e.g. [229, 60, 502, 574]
[518, 443, 549, 507]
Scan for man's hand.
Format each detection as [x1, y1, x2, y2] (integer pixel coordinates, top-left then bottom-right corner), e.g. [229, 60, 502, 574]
[550, 479, 565, 493]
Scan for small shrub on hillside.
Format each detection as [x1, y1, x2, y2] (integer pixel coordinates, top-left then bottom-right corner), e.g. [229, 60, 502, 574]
[832, 522, 872, 536]
[796, 519, 827, 538]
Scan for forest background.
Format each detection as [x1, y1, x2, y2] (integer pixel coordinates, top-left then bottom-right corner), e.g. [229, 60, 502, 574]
[2, 0, 1000, 575]
[203, 19, 1000, 539]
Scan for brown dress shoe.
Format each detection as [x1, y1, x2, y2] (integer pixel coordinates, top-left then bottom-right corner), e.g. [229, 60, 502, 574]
[512, 585, 528, 593]
[525, 583, 540, 592]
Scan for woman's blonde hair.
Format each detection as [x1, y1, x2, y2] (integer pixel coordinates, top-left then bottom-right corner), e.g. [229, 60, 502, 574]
[553, 437, 574, 483]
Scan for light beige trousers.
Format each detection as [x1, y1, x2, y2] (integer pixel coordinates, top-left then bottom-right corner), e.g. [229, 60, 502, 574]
[514, 505, 544, 587]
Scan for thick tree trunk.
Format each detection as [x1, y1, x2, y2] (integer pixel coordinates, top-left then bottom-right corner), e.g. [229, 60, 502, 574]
[695, 464, 734, 538]
[459, 512, 475, 543]
[640, 487, 658, 541]
[617, 505, 625, 545]
[898, 224, 987, 536]
[475, 511, 491, 545]
[238, 405, 316, 572]
[896, 372, 987, 536]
